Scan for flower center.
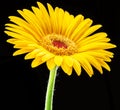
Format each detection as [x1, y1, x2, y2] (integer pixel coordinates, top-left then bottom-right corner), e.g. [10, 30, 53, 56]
[41, 33, 78, 55]
[52, 40, 67, 49]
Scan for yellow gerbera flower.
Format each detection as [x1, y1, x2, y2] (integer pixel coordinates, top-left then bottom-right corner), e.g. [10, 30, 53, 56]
[5, 2, 116, 77]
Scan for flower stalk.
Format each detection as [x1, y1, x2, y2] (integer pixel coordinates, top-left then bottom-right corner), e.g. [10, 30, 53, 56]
[44, 66, 58, 110]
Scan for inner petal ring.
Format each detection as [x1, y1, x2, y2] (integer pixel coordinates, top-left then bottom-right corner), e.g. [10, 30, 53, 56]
[40, 33, 78, 55]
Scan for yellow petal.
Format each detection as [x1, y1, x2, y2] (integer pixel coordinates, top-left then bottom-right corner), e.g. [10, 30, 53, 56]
[37, 2, 49, 18]
[63, 56, 73, 67]
[14, 44, 27, 48]
[73, 54, 93, 77]
[5, 29, 36, 42]
[42, 53, 54, 62]
[46, 58, 56, 70]
[47, 3, 58, 33]
[7, 38, 17, 44]
[5, 23, 22, 30]
[82, 50, 114, 61]
[55, 7, 64, 34]
[17, 10, 45, 37]
[84, 54, 103, 74]
[71, 18, 93, 41]
[73, 59, 81, 76]
[36, 2, 52, 33]
[31, 56, 45, 68]
[54, 56, 63, 66]
[78, 43, 116, 52]
[36, 51, 46, 57]
[77, 32, 108, 47]
[65, 14, 84, 37]
[8, 16, 30, 28]
[67, 67, 72, 75]
[31, 7, 45, 29]
[24, 49, 41, 59]
[99, 50, 114, 58]
[78, 24, 102, 41]
[104, 57, 112, 62]
[13, 48, 32, 56]
[61, 11, 74, 35]
[78, 32, 108, 44]
[61, 62, 72, 75]
[4, 31, 24, 40]
[8, 16, 43, 41]
[97, 59, 111, 71]
[13, 40, 35, 48]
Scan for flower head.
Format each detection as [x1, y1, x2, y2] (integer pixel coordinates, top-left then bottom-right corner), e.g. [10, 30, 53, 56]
[5, 2, 116, 77]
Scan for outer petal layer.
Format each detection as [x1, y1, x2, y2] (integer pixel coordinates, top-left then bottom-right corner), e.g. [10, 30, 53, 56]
[5, 2, 116, 77]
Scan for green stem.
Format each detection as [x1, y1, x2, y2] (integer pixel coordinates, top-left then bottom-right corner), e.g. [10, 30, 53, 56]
[44, 66, 58, 110]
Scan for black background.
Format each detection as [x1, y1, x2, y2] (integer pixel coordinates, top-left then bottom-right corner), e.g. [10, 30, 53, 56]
[0, 0, 120, 110]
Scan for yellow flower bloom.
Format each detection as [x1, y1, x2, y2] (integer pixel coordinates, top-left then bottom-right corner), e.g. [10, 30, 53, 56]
[5, 2, 116, 77]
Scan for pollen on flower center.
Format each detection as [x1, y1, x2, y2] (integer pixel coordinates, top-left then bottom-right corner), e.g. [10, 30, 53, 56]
[52, 40, 67, 49]
[41, 33, 78, 55]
